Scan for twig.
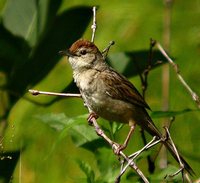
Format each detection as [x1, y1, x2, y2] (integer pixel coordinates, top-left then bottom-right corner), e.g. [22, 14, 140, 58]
[117, 136, 161, 180]
[102, 41, 115, 59]
[164, 127, 192, 183]
[89, 117, 149, 183]
[91, 6, 97, 43]
[164, 127, 184, 169]
[129, 137, 161, 159]
[140, 38, 155, 97]
[160, 0, 173, 169]
[138, 38, 156, 173]
[29, 89, 81, 98]
[163, 127, 185, 182]
[155, 42, 200, 108]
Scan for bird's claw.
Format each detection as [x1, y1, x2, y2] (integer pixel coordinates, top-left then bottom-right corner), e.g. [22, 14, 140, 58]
[112, 143, 126, 155]
[87, 112, 99, 125]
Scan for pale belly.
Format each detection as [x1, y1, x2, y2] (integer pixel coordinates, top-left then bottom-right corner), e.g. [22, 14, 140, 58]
[82, 92, 135, 124]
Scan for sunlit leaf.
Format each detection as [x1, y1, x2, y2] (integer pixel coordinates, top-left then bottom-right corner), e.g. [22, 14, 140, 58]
[2, 0, 61, 46]
[36, 113, 87, 131]
[70, 123, 100, 147]
[35, 113, 70, 131]
[36, 113, 101, 148]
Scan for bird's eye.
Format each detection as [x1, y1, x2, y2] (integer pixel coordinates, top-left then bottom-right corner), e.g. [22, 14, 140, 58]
[80, 50, 87, 55]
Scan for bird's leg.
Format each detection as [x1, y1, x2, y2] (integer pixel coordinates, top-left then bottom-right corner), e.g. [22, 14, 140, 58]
[87, 112, 99, 126]
[114, 124, 136, 155]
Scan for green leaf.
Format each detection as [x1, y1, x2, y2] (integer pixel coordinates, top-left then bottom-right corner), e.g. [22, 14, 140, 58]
[0, 24, 30, 73]
[95, 147, 119, 183]
[110, 122, 124, 136]
[151, 108, 199, 118]
[9, 6, 92, 95]
[0, 0, 6, 19]
[70, 123, 100, 148]
[36, 113, 101, 147]
[35, 113, 70, 131]
[149, 164, 183, 182]
[36, 113, 87, 131]
[77, 160, 95, 183]
[2, 0, 61, 46]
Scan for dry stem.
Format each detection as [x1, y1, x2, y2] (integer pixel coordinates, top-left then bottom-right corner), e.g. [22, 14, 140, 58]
[29, 89, 81, 98]
[91, 6, 97, 42]
[155, 42, 200, 108]
[102, 41, 115, 59]
[164, 127, 192, 183]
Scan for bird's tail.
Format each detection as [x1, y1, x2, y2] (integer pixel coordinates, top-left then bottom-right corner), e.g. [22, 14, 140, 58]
[142, 111, 195, 176]
[144, 116, 195, 176]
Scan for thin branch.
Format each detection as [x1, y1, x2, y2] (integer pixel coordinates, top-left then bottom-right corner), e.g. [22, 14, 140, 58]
[164, 127, 185, 182]
[28, 89, 81, 98]
[160, 0, 173, 169]
[164, 127, 192, 183]
[102, 40, 115, 59]
[141, 38, 155, 97]
[91, 6, 97, 43]
[155, 42, 200, 108]
[138, 38, 156, 174]
[117, 136, 161, 180]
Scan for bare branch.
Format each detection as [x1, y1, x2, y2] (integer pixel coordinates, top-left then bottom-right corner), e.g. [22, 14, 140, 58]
[164, 127, 192, 183]
[117, 136, 161, 180]
[29, 89, 81, 98]
[160, 0, 174, 169]
[102, 40, 115, 59]
[155, 42, 200, 108]
[164, 127, 186, 182]
[138, 38, 156, 173]
[91, 6, 97, 43]
[164, 127, 184, 170]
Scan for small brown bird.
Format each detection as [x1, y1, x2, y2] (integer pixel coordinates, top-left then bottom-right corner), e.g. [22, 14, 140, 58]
[60, 39, 194, 175]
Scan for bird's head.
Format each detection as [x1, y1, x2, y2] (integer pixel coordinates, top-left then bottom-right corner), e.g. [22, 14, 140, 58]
[60, 39, 103, 70]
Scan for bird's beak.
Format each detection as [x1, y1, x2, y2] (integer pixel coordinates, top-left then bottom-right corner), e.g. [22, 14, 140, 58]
[59, 50, 75, 57]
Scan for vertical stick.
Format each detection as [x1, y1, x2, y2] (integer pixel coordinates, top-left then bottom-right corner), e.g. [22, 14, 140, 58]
[160, 0, 173, 169]
[91, 6, 97, 43]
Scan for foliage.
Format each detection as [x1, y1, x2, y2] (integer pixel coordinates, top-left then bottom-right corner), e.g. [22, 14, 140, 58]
[0, 0, 200, 183]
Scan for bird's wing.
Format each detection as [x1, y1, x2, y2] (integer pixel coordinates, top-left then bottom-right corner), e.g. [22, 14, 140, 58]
[99, 68, 150, 110]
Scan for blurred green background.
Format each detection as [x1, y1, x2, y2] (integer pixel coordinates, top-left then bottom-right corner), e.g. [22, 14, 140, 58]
[0, 0, 200, 182]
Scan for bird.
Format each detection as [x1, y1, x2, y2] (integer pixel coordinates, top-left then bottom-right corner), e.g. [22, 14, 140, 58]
[59, 39, 194, 175]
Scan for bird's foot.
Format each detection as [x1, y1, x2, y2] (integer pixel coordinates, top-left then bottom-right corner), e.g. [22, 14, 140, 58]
[112, 143, 126, 155]
[87, 112, 99, 125]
